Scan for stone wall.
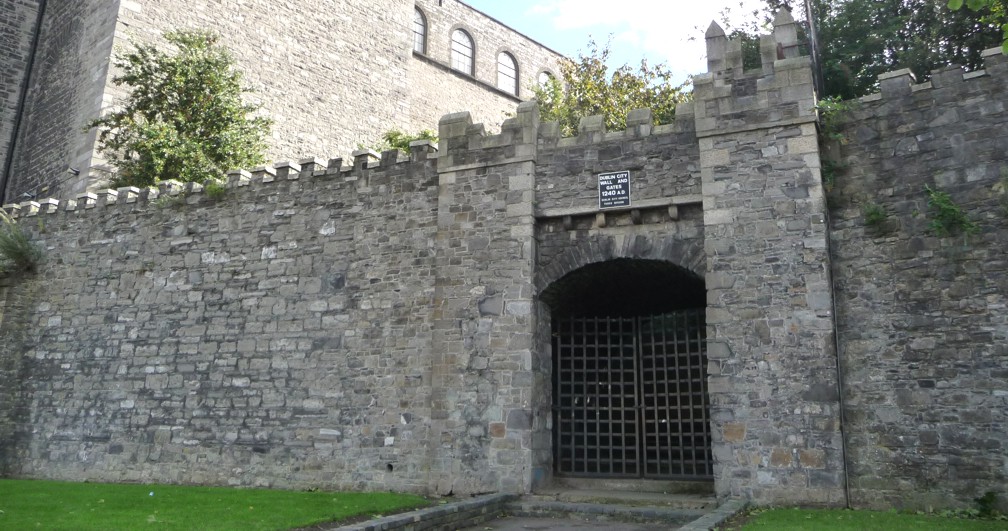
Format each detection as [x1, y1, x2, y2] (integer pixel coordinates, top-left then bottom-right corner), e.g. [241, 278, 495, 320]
[428, 103, 541, 494]
[1, 12, 1007, 511]
[3, 0, 117, 200]
[408, 0, 562, 134]
[689, 14, 845, 506]
[104, 0, 415, 177]
[0, 0, 41, 192]
[0, 152, 443, 492]
[532, 106, 706, 303]
[1, 0, 563, 202]
[829, 49, 1008, 510]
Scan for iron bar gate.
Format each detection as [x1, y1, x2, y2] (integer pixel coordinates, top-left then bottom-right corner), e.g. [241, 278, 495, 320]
[552, 310, 712, 479]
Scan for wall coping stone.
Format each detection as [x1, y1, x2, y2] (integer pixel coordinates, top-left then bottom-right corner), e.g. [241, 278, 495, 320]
[334, 493, 517, 531]
[535, 195, 702, 219]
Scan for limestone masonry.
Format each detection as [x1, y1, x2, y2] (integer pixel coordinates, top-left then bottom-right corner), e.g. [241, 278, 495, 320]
[1, 12, 1006, 511]
[0, 0, 563, 203]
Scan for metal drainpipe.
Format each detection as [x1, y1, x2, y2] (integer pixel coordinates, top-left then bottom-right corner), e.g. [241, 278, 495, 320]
[823, 176, 853, 509]
[1, 0, 48, 205]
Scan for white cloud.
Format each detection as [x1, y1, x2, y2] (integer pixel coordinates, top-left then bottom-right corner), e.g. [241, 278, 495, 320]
[527, 0, 771, 82]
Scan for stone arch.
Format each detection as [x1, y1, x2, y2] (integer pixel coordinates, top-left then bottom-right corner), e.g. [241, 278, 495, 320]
[535, 232, 706, 297]
[531, 231, 713, 484]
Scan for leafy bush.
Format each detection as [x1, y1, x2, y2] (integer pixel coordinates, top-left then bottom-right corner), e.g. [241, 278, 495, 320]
[532, 39, 689, 137]
[0, 209, 43, 274]
[367, 129, 438, 154]
[863, 202, 889, 227]
[203, 179, 228, 200]
[817, 96, 855, 145]
[925, 184, 979, 236]
[91, 30, 271, 188]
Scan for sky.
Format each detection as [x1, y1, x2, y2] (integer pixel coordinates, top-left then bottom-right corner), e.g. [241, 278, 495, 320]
[463, 0, 772, 84]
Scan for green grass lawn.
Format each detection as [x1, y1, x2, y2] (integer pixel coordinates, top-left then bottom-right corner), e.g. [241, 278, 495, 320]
[734, 508, 1008, 530]
[0, 479, 430, 530]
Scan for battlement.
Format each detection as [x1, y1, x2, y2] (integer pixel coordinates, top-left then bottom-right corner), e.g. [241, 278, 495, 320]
[701, 10, 804, 79]
[1, 143, 441, 221]
[855, 46, 1006, 105]
[691, 11, 817, 139]
[2, 99, 705, 222]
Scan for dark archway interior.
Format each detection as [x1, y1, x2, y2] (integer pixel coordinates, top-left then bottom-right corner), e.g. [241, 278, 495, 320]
[541, 258, 706, 318]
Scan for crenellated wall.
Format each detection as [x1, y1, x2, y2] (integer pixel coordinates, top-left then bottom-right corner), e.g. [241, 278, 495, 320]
[828, 48, 1008, 510]
[692, 12, 844, 506]
[0, 11, 1006, 511]
[0, 148, 444, 492]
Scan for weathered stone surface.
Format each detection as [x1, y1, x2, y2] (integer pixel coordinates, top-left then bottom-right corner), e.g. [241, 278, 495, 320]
[693, 14, 844, 507]
[2, 0, 563, 201]
[829, 47, 1008, 511]
[0, 18, 1004, 514]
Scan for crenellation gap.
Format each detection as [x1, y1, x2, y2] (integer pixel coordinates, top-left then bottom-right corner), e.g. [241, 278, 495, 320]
[78, 192, 98, 209]
[39, 198, 59, 214]
[298, 157, 326, 179]
[118, 187, 140, 204]
[228, 169, 252, 187]
[252, 165, 277, 184]
[275, 161, 303, 180]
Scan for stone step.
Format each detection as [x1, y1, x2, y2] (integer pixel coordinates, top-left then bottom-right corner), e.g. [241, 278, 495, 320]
[544, 477, 716, 496]
[525, 489, 716, 510]
[506, 498, 709, 526]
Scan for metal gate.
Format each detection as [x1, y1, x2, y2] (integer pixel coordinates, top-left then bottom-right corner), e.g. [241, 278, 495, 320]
[552, 310, 712, 479]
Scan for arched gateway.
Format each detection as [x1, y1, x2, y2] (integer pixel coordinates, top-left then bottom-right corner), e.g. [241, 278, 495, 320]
[542, 259, 712, 480]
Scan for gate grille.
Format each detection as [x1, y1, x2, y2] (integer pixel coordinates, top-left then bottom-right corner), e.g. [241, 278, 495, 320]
[553, 310, 712, 479]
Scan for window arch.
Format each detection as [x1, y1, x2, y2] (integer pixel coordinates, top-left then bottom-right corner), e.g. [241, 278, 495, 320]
[413, 7, 427, 54]
[450, 28, 474, 75]
[497, 51, 518, 95]
[538, 70, 556, 87]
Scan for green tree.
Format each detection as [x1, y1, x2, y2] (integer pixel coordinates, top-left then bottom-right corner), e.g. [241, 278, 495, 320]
[532, 39, 689, 138]
[91, 30, 271, 188]
[817, 0, 1007, 99]
[948, 0, 1008, 52]
[367, 129, 438, 154]
[737, 1, 1007, 99]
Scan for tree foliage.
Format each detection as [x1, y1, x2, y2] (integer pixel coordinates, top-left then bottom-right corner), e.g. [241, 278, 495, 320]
[948, 0, 1008, 53]
[532, 40, 689, 137]
[367, 129, 438, 154]
[735, 1, 1007, 99]
[0, 209, 42, 274]
[817, 0, 1006, 99]
[91, 31, 271, 188]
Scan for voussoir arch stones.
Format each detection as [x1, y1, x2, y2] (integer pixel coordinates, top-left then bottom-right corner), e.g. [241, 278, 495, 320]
[535, 232, 706, 295]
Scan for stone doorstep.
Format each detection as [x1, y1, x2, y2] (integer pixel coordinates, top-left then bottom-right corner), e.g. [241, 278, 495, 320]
[332, 493, 517, 531]
[329, 492, 744, 531]
[546, 477, 717, 497]
[505, 499, 709, 525]
[523, 490, 716, 510]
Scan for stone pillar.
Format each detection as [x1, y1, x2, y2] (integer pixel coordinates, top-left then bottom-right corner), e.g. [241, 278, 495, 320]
[429, 102, 540, 495]
[693, 13, 847, 506]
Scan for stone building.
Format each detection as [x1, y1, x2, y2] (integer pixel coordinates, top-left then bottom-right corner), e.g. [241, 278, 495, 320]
[1, 12, 1006, 511]
[0, 0, 563, 203]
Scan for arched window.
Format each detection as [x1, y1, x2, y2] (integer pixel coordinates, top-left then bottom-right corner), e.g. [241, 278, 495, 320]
[538, 71, 555, 87]
[413, 8, 427, 54]
[497, 52, 518, 95]
[451, 29, 474, 75]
